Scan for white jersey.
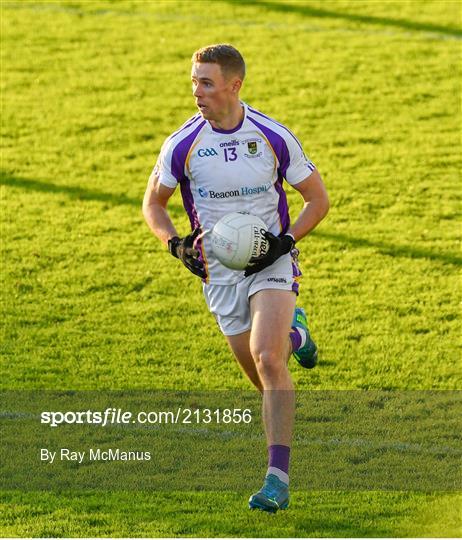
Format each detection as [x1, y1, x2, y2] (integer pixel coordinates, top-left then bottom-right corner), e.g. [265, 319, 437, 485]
[153, 102, 316, 284]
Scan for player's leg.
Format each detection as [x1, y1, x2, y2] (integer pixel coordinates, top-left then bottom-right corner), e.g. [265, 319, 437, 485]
[225, 331, 263, 393]
[248, 288, 296, 512]
[227, 318, 316, 387]
[250, 289, 295, 441]
[203, 282, 264, 392]
[226, 319, 313, 394]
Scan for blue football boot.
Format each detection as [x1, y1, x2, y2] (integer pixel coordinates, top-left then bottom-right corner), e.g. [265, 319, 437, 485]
[291, 307, 318, 369]
[248, 474, 289, 513]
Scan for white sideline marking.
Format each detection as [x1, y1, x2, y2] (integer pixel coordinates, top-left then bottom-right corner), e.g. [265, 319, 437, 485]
[1, 410, 459, 455]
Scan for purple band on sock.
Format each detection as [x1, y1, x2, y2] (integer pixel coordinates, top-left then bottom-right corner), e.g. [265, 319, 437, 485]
[290, 329, 302, 353]
[268, 444, 290, 474]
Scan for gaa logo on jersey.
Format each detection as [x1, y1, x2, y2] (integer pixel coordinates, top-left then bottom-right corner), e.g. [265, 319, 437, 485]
[197, 148, 218, 158]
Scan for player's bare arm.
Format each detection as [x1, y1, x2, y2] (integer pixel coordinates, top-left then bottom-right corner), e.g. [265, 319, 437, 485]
[142, 172, 178, 246]
[289, 170, 330, 242]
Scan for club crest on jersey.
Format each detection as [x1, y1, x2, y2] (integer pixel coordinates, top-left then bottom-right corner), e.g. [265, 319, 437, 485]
[247, 141, 258, 154]
[242, 138, 262, 158]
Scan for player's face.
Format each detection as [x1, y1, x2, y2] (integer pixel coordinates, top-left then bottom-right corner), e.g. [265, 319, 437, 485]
[191, 62, 239, 122]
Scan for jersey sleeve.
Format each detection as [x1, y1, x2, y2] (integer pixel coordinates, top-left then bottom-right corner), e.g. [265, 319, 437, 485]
[283, 132, 316, 186]
[151, 138, 180, 189]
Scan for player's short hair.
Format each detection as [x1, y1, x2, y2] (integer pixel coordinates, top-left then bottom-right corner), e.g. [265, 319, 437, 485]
[192, 44, 245, 80]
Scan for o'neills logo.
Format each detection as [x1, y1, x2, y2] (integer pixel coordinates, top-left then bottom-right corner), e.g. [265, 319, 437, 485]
[219, 139, 240, 147]
[252, 227, 268, 258]
[267, 277, 287, 283]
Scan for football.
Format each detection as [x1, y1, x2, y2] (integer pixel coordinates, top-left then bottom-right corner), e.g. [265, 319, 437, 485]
[211, 212, 269, 270]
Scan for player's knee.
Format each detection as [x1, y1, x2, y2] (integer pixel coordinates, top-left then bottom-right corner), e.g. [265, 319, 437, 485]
[252, 348, 285, 379]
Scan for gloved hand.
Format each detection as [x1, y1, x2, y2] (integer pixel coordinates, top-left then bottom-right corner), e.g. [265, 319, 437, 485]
[168, 228, 206, 279]
[244, 232, 295, 277]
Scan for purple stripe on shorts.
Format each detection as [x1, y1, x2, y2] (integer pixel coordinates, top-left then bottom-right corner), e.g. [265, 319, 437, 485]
[170, 120, 206, 181]
[291, 251, 302, 296]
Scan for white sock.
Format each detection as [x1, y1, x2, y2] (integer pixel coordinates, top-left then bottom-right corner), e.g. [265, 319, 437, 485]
[266, 466, 289, 485]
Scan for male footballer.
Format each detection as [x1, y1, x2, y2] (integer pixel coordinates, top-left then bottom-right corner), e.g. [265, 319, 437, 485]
[143, 44, 329, 512]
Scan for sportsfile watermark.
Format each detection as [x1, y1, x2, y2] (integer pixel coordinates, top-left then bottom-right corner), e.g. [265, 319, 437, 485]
[41, 407, 253, 427]
[1, 390, 461, 491]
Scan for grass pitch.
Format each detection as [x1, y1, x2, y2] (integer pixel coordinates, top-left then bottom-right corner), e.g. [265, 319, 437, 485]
[1, 0, 461, 537]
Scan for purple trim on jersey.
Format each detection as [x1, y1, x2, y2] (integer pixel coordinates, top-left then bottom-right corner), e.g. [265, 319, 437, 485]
[210, 116, 244, 134]
[170, 120, 206, 181]
[274, 175, 290, 234]
[247, 116, 290, 178]
[179, 179, 207, 282]
[249, 106, 317, 174]
[247, 105, 306, 158]
[247, 115, 292, 233]
[179, 179, 199, 230]
[168, 118, 208, 280]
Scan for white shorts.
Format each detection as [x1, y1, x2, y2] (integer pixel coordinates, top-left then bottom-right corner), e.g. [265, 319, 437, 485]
[203, 251, 302, 336]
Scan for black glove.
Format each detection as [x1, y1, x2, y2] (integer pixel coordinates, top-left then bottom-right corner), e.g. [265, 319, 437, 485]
[168, 228, 206, 279]
[244, 232, 295, 277]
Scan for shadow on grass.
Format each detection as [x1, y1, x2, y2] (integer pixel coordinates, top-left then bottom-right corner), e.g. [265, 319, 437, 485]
[315, 230, 462, 266]
[222, 0, 462, 38]
[2, 172, 460, 266]
[0, 171, 184, 216]
[1, 173, 140, 207]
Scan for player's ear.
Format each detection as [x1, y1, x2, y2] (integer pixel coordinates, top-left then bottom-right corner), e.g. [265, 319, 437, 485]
[231, 78, 242, 94]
